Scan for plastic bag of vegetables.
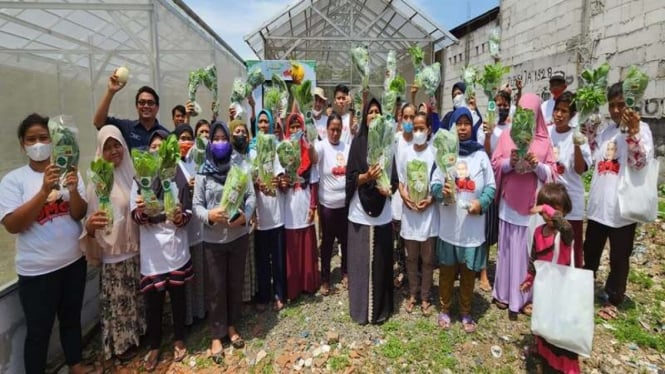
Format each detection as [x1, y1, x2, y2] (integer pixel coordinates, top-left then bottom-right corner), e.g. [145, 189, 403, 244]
[389, 74, 407, 101]
[351, 46, 370, 89]
[620, 66, 649, 133]
[188, 64, 219, 117]
[488, 27, 501, 59]
[89, 158, 115, 235]
[219, 165, 249, 220]
[49, 115, 80, 189]
[432, 129, 458, 205]
[291, 80, 313, 113]
[367, 115, 395, 191]
[415, 62, 441, 98]
[255, 132, 277, 194]
[190, 136, 208, 171]
[477, 62, 510, 126]
[270, 73, 290, 119]
[131, 149, 162, 216]
[574, 63, 610, 141]
[407, 159, 429, 204]
[461, 65, 478, 99]
[246, 65, 265, 93]
[510, 108, 536, 174]
[277, 135, 302, 185]
[407, 45, 425, 71]
[158, 134, 180, 221]
[383, 50, 397, 91]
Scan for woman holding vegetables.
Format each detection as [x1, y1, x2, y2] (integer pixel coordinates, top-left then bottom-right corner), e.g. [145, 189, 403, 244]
[192, 121, 255, 360]
[396, 111, 438, 316]
[345, 98, 394, 325]
[491, 93, 556, 320]
[0, 114, 91, 374]
[81, 126, 144, 365]
[432, 107, 496, 332]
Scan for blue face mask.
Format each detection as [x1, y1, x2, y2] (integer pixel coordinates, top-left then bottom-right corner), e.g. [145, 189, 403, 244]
[211, 141, 231, 160]
[402, 122, 413, 133]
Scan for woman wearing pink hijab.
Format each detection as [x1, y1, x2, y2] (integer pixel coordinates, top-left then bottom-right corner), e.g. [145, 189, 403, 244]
[491, 93, 556, 320]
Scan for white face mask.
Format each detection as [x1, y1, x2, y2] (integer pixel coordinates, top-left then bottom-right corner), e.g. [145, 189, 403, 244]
[453, 94, 466, 109]
[311, 108, 323, 118]
[413, 131, 427, 146]
[25, 142, 51, 162]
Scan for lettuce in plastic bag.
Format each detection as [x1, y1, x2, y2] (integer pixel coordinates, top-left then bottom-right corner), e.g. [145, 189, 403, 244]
[131, 149, 162, 216]
[219, 165, 249, 219]
[510, 108, 536, 174]
[415, 62, 441, 97]
[432, 129, 458, 205]
[407, 159, 429, 204]
[254, 132, 277, 194]
[351, 46, 370, 89]
[575, 63, 610, 124]
[49, 115, 79, 186]
[622, 65, 649, 106]
[367, 115, 394, 191]
[191, 136, 207, 170]
[230, 78, 249, 104]
[246, 66, 265, 93]
[277, 135, 301, 185]
[291, 80, 313, 112]
[407, 45, 425, 70]
[188, 65, 218, 116]
[157, 134, 180, 220]
[89, 157, 114, 234]
[271, 73, 290, 119]
[383, 50, 397, 91]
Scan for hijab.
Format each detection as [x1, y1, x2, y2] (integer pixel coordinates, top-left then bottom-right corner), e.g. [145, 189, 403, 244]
[174, 124, 194, 140]
[199, 121, 232, 184]
[491, 93, 556, 215]
[80, 125, 139, 265]
[249, 109, 274, 151]
[440, 81, 467, 131]
[450, 107, 484, 156]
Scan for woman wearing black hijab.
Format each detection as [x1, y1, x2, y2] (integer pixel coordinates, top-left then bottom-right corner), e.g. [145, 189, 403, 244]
[345, 98, 394, 325]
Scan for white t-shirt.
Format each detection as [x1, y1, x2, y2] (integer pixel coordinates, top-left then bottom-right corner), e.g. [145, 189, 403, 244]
[432, 151, 496, 247]
[397, 145, 438, 241]
[549, 127, 592, 220]
[347, 191, 392, 226]
[315, 115, 329, 140]
[391, 133, 413, 220]
[340, 113, 354, 145]
[284, 167, 320, 229]
[587, 121, 654, 228]
[541, 99, 555, 126]
[477, 122, 510, 154]
[178, 160, 203, 246]
[253, 153, 286, 231]
[315, 140, 349, 209]
[131, 180, 190, 276]
[0, 166, 86, 276]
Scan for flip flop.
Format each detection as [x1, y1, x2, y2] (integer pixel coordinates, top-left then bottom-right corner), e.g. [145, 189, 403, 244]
[438, 312, 451, 330]
[173, 344, 187, 362]
[521, 303, 533, 316]
[421, 301, 433, 317]
[461, 315, 477, 333]
[493, 299, 508, 310]
[405, 298, 416, 314]
[273, 299, 285, 312]
[207, 348, 224, 365]
[478, 280, 492, 292]
[230, 334, 245, 349]
[320, 283, 330, 296]
[143, 349, 160, 372]
[598, 304, 619, 320]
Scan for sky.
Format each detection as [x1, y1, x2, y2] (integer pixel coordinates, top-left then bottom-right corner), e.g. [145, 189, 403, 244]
[184, 0, 499, 60]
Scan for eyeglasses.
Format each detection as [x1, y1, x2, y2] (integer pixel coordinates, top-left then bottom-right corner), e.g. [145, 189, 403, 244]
[137, 100, 156, 107]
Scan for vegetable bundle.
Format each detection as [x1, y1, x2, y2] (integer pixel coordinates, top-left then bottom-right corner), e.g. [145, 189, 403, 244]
[461, 65, 478, 99]
[269, 73, 290, 119]
[191, 136, 208, 170]
[49, 115, 80, 189]
[510, 108, 535, 174]
[389, 75, 407, 100]
[188, 64, 219, 116]
[407, 159, 429, 204]
[574, 63, 610, 124]
[290, 79, 313, 113]
[622, 65, 649, 107]
[131, 149, 162, 216]
[89, 158, 115, 234]
[488, 27, 501, 59]
[277, 135, 302, 185]
[407, 45, 425, 70]
[158, 134, 181, 220]
[477, 62, 510, 125]
[254, 132, 277, 194]
[432, 129, 458, 205]
[415, 62, 442, 98]
[219, 165, 249, 220]
[351, 46, 370, 89]
[381, 51, 400, 116]
[246, 66, 265, 92]
[367, 115, 395, 191]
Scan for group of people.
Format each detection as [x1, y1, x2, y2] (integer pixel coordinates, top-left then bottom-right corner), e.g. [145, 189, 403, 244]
[0, 67, 654, 374]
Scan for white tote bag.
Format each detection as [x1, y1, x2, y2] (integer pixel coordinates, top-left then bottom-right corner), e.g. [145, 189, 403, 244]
[531, 234, 595, 357]
[618, 159, 659, 224]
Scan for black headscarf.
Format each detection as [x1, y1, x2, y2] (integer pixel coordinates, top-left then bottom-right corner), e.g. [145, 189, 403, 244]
[450, 107, 484, 156]
[345, 98, 387, 217]
[199, 121, 232, 184]
[173, 123, 194, 140]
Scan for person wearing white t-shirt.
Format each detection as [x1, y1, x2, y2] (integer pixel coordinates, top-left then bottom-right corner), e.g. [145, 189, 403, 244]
[333, 84, 357, 145]
[540, 72, 567, 126]
[391, 103, 415, 289]
[431, 107, 496, 332]
[313, 87, 329, 140]
[0, 114, 91, 374]
[312, 113, 350, 295]
[584, 83, 654, 313]
[548, 91, 592, 269]
[396, 111, 438, 316]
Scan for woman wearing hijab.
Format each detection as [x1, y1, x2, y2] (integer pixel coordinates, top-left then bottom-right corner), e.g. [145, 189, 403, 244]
[346, 98, 394, 325]
[440, 82, 467, 130]
[193, 121, 255, 360]
[491, 93, 556, 320]
[280, 113, 320, 300]
[81, 126, 143, 365]
[228, 119, 258, 304]
[251, 109, 287, 311]
[432, 107, 496, 332]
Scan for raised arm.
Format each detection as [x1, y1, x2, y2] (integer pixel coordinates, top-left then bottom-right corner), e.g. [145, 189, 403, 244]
[93, 71, 125, 129]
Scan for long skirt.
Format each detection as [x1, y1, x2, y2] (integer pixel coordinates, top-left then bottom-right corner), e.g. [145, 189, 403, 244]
[100, 255, 146, 360]
[492, 219, 531, 313]
[185, 242, 206, 325]
[285, 226, 320, 300]
[347, 222, 393, 325]
[242, 230, 258, 302]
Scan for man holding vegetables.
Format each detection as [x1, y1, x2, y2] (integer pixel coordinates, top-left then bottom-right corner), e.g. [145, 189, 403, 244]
[94, 70, 169, 150]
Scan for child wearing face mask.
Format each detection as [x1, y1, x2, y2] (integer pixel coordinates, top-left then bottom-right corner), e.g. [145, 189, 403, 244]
[440, 82, 468, 131]
[396, 111, 438, 316]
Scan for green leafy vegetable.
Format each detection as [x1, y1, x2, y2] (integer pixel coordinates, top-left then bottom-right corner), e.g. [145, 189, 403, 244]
[383, 50, 397, 91]
[510, 108, 535, 158]
[407, 159, 429, 204]
[407, 45, 425, 69]
[131, 149, 162, 216]
[574, 63, 610, 122]
[264, 87, 282, 114]
[389, 75, 407, 99]
[415, 62, 441, 97]
[367, 115, 394, 191]
[188, 65, 219, 115]
[89, 157, 115, 232]
[623, 65, 649, 106]
[277, 136, 301, 185]
[271, 73, 290, 119]
[49, 115, 79, 182]
[351, 46, 370, 89]
[230, 78, 249, 104]
[254, 132, 277, 194]
[477, 62, 510, 98]
[157, 134, 180, 219]
[461, 65, 478, 99]
[290, 80, 313, 112]
[246, 66, 265, 93]
[381, 90, 398, 117]
[219, 165, 249, 219]
[432, 129, 458, 205]
[191, 136, 207, 169]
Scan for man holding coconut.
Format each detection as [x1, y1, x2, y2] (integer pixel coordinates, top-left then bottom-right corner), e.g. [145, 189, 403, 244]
[93, 68, 169, 150]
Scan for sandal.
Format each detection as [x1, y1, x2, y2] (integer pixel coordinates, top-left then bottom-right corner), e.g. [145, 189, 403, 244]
[230, 334, 245, 349]
[461, 315, 477, 333]
[598, 304, 619, 320]
[173, 342, 187, 362]
[273, 298, 285, 311]
[522, 303, 533, 316]
[320, 283, 330, 296]
[438, 312, 451, 330]
[421, 301, 433, 317]
[405, 297, 417, 314]
[478, 280, 492, 292]
[493, 299, 508, 310]
[115, 345, 138, 362]
[143, 349, 160, 372]
[341, 275, 349, 290]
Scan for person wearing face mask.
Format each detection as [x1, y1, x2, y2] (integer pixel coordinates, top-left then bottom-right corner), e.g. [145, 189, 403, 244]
[390, 103, 416, 289]
[0, 114, 92, 374]
[313, 87, 329, 140]
[396, 111, 438, 317]
[541, 72, 568, 126]
[440, 82, 468, 131]
[228, 119, 258, 304]
[192, 121, 255, 362]
[431, 107, 496, 332]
